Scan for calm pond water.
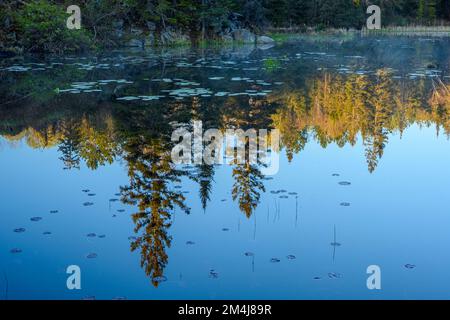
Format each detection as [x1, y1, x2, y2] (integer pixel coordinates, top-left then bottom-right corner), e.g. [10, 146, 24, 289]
[1, 36, 450, 299]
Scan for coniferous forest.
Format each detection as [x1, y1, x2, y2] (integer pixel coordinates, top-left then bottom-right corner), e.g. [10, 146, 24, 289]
[1, 0, 450, 53]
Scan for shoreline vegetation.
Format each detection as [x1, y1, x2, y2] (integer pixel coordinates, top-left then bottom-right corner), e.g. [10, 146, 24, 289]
[1, 0, 450, 55]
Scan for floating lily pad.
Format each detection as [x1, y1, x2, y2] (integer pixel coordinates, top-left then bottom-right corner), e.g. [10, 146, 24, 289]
[153, 276, 168, 283]
[209, 270, 219, 279]
[328, 272, 342, 279]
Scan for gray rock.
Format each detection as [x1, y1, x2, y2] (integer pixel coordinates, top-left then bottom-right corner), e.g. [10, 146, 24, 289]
[146, 21, 156, 31]
[127, 39, 143, 47]
[232, 29, 256, 43]
[144, 34, 155, 47]
[257, 35, 275, 44]
[130, 28, 143, 36]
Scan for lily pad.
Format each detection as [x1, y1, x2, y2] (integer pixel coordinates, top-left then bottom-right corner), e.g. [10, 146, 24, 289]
[153, 276, 168, 283]
[209, 270, 219, 279]
[328, 272, 342, 279]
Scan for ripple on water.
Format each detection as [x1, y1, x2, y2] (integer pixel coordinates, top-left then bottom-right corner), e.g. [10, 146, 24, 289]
[338, 181, 351, 186]
[405, 264, 416, 269]
[13, 228, 26, 233]
[86, 253, 98, 259]
[30, 217, 42, 222]
[286, 255, 296, 260]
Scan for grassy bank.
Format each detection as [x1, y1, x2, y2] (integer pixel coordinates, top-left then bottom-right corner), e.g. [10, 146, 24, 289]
[362, 26, 450, 37]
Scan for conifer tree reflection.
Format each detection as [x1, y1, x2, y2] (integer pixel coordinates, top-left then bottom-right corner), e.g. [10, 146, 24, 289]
[118, 105, 189, 287]
[58, 120, 81, 170]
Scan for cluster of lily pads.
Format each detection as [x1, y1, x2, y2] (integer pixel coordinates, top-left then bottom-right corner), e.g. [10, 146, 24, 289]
[55, 79, 133, 94]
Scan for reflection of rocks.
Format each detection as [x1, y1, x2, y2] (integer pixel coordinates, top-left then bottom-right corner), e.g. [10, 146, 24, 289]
[257, 43, 275, 50]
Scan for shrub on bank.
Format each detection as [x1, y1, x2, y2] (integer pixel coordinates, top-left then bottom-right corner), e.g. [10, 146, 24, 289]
[14, 0, 91, 53]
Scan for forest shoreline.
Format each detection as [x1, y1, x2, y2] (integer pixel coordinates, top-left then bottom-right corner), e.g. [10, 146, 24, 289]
[2, 26, 450, 58]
